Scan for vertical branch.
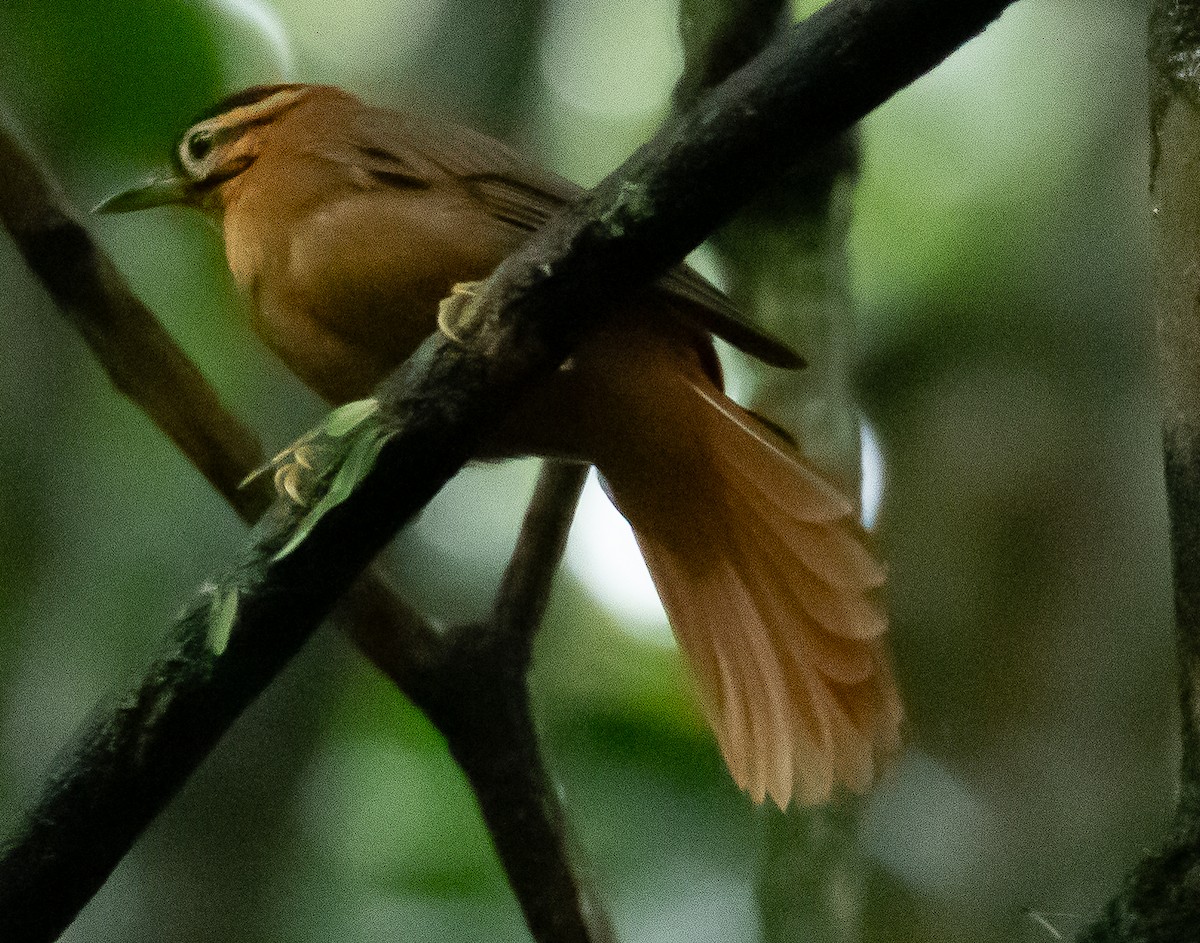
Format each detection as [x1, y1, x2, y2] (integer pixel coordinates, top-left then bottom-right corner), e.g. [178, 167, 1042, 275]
[1074, 2, 1200, 940]
[415, 462, 600, 943]
[712, 131, 862, 486]
[494, 463, 590, 638]
[1150, 0, 1200, 814]
[674, 3, 872, 941]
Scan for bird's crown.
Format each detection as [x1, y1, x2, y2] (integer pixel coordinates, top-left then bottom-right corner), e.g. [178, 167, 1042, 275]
[94, 84, 318, 214]
[173, 83, 312, 185]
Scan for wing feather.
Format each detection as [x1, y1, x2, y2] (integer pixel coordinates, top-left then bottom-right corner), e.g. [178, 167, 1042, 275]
[351, 106, 803, 367]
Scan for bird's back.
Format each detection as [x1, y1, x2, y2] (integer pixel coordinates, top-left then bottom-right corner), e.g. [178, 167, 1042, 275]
[221, 91, 528, 402]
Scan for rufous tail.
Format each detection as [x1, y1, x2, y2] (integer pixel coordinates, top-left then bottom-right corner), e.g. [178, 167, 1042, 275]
[599, 373, 902, 808]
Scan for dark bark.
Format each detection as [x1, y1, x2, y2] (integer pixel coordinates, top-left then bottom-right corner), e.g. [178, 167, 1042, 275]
[407, 462, 603, 943]
[1075, 1, 1200, 939]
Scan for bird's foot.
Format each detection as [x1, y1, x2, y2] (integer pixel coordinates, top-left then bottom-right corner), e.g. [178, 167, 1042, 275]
[240, 434, 321, 507]
[436, 281, 486, 346]
[240, 398, 383, 508]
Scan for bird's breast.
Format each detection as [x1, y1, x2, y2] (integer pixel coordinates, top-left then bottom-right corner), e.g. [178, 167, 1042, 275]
[224, 176, 517, 402]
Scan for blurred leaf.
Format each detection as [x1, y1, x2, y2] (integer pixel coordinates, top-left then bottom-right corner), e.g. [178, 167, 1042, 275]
[0, 0, 223, 156]
[205, 584, 239, 655]
[274, 423, 392, 561]
[301, 732, 508, 895]
[323, 398, 381, 438]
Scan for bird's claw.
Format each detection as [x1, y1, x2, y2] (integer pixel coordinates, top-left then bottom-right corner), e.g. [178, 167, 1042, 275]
[437, 281, 485, 346]
[239, 434, 321, 508]
[239, 399, 382, 509]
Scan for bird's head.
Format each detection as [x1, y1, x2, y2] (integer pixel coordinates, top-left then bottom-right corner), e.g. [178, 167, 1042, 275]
[94, 83, 316, 216]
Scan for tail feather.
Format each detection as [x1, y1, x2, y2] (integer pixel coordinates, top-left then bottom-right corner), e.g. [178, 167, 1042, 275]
[776, 519, 886, 590]
[748, 545, 875, 801]
[754, 523, 893, 797]
[804, 627, 876, 686]
[749, 516, 887, 637]
[753, 545, 879, 684]
[601, 371, 902, 808]
[724, 568, 804, 803]
[651, 551, 756, 789]
[691, 383, 856, 523]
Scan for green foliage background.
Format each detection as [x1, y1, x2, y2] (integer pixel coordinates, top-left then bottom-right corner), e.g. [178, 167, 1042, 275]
[0, 0, 1169, 940]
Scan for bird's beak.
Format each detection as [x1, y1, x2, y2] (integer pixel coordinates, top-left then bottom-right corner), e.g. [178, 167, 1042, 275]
[92, 173, 191, 214]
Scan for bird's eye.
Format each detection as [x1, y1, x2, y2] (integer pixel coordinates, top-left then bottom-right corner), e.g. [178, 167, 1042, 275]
[186, 130, 213, 163]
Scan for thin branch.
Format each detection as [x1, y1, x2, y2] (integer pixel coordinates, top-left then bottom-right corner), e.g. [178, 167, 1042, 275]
[0, 127, 271, 521]
[0, 0, 1017, 939]
[673, 0, 790, 110]
[410, 460, 597, 943]
[423, 461, 599, 943]
[428, 668, 605, 943]
[367, 460, 597, 943]
[494, 462, 589, 638]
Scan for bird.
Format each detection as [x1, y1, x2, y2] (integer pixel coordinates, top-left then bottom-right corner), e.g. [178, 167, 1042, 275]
[97, 83, 902, 808]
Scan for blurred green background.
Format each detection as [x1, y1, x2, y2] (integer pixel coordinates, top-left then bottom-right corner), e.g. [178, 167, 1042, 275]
[0, 0, 1171, 940]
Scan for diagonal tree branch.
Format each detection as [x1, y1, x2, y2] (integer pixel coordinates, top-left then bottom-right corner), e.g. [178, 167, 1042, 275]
[0, 0, 1019, 939]
[0, 128, 271, 521]
[0, 121, 602, 942]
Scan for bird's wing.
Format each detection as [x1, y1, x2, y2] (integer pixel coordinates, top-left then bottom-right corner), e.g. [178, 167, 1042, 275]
[353, 107, 803, 369]
[662, 267, 805, 369]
